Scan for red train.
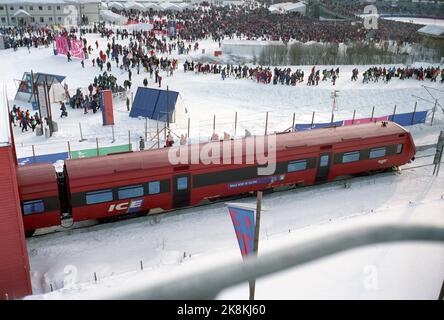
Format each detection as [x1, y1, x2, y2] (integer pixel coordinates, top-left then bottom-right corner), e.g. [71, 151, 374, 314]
[17, 121, 416, 237]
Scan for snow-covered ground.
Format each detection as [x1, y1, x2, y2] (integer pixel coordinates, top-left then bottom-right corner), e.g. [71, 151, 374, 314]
[0, 31, 443, 299]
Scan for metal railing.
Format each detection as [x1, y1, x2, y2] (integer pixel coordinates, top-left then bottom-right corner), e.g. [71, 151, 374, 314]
[90, 225, 444, 300]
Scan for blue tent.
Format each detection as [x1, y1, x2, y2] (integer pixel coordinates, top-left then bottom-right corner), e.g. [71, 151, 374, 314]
[129, 87, 179, 122]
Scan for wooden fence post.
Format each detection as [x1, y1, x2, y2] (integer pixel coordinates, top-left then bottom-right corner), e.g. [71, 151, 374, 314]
[187, 117, 190, 138]
[431, 99, 437, 126]
[128, 130, 131, 150]
[67, 141, 71, 159]
[411, 101, 417, 125]
[234, 112, 238, 137]
[213, 114, 216, 134]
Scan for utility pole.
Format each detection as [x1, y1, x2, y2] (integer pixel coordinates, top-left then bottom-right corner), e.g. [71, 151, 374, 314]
[249, 191, 263, 300]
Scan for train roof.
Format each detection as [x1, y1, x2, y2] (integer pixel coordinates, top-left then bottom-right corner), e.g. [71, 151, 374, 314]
[64, 121, 408, 186]
[16, 163, 58, 196]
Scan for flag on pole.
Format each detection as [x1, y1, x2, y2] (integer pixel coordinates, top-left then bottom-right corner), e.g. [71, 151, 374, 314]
[227, 204, 256, 258]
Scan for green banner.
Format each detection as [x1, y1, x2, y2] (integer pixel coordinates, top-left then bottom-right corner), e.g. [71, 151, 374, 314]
[70, 144, 132, 159]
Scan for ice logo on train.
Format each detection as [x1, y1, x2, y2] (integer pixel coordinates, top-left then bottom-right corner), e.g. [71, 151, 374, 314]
[108, 199, 144, 213]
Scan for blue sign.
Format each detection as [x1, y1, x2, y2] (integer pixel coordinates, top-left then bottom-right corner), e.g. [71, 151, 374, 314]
[229, 174, 285, 189]
[18, 152, 69, 166]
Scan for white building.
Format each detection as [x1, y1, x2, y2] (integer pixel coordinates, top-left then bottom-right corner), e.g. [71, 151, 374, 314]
[0, 0, 100, 26]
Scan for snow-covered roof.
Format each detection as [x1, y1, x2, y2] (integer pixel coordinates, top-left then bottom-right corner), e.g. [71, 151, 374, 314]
[100, 9, 128, 23]
[417, 25, 444, 37]
[108, 1, 125, 9]
[13, 9, 31, 17]
[125, 1, 146, 10]
[144, 3, 160, 10]
[158, 2, 182, 11]
[177, 2, 191, 9]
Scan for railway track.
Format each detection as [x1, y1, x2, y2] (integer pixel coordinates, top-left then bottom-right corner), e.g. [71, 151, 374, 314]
[29, 149, 440, 239]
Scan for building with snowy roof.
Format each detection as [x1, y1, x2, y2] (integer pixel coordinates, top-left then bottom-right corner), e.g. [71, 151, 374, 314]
[0, 0, 100, 26]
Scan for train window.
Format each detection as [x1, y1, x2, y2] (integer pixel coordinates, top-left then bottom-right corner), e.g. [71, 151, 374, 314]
[177, 177, 188, 191]
[86, 189, 113, 205]
[320, 155, 329, 167]
[369, 147, 386, 159]
[287, 160, 307, 172]
[342, 151, 360, 163]
[148, 181, 160, 195]
[396, 144, 403, 154]
[22, 200, 45, 215]
[118, 185, 144, 200]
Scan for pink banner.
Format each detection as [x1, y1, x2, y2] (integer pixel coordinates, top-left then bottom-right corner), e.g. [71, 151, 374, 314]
[56, 37, 84, 59]
[70, 39, 85, 60]
[343, 115, 389, 126]
[56, 36, 68, 55]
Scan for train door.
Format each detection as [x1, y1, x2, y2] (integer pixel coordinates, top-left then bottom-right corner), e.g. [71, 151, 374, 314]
[173, 174, 191, 208]
[315, 153, 332, 183]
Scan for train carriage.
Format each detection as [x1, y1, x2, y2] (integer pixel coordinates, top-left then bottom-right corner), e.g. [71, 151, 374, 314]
[18, 121, 416, 235]
[16, 163, 61, 236]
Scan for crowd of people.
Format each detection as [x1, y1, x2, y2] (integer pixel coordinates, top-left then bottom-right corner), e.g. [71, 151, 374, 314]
[9, 105, 42, 133]
[0, 25, 56, 51]
[356, 66, 444, 84]
[111, 5, 423, 45]
[184, 60, 343, 86]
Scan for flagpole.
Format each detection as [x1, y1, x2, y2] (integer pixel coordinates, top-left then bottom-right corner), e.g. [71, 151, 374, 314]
[249, 190, 263, 300]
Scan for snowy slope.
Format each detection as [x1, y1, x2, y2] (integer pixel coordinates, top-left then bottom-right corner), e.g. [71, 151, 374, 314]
[1, 36, 443, 158]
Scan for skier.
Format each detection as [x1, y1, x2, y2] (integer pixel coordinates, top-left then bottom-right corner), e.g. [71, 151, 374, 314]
[143, 78, 148, 87]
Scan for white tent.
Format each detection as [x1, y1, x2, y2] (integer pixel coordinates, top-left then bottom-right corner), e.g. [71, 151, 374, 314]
[159, 2, 183, 11]
[144, 3, 161, 10]
[100, 9, 129, 24]
[125, 2, 146, 10]
[177, 2, 192, 9]
[108, 2, 125, 9]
